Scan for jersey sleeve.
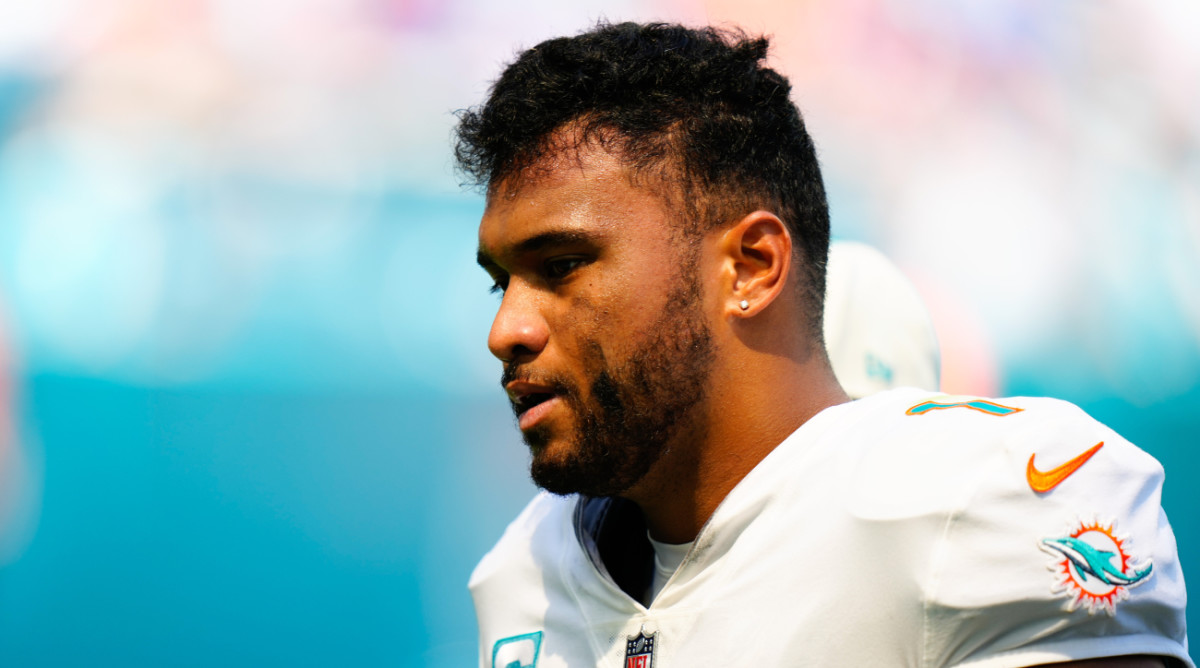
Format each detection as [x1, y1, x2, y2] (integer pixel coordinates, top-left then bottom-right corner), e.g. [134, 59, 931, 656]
[920, 397, 1191, 668]
[468, 492, 558, 668]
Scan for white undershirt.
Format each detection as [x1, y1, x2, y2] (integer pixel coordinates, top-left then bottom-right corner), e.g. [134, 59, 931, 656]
[646, 533, 693, 604]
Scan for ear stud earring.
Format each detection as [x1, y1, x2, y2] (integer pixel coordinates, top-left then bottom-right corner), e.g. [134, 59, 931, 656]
[738, 300, 750, 311]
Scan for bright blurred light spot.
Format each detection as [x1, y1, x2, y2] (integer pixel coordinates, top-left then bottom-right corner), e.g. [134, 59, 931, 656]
[4, 123, 165, 375]
[0, 0, 81, 65]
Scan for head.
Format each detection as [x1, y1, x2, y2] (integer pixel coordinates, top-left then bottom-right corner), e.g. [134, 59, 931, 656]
[459, 22, 832, 497]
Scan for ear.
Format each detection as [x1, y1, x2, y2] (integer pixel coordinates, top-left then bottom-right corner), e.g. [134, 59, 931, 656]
[719, 211, 792, 318]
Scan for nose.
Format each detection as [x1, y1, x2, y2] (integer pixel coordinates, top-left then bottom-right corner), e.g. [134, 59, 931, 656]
[487, 284, 549, 362]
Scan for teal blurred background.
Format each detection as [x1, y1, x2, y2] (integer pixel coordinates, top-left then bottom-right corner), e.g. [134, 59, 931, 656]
[0, 1, 1196, 665]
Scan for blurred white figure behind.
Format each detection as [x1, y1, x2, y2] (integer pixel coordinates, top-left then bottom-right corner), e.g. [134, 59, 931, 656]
[824, 240, 941, 399]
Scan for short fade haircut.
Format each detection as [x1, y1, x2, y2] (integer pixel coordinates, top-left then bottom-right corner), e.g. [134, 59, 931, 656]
[455, 21, 831, 337]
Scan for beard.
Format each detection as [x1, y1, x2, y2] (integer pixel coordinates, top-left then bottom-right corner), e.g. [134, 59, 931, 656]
[503, 271, 715, 498]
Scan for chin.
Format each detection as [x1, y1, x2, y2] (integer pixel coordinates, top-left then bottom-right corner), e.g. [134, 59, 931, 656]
[527, 440, 591, 496]
[528, 443, 647, 499]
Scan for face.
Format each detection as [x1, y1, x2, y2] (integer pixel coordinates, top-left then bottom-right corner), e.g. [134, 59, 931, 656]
[476, 147, 715, 497]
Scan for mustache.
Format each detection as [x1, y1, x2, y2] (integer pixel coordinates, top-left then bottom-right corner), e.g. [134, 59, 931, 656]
[499, 363, 577, 398]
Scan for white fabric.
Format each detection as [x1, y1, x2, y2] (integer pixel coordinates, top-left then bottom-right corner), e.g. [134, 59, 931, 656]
[646, 534, 692, 605]
[824, 241, 941, 398]
[470, 388, 1191, 668]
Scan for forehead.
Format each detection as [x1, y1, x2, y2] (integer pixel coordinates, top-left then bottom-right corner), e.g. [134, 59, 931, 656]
[477, 146, 678, 257]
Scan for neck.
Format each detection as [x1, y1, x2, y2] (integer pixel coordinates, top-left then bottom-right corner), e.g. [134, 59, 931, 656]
[621, 346, 848, 544]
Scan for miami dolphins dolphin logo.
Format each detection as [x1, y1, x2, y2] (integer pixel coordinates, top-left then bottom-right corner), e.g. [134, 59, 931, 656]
[1040, 520, 1152, 615]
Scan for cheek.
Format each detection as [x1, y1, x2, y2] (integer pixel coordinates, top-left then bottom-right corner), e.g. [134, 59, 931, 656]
[565, 288, 636, 360]
[579, 263, 679, 329]
[553, 252, 686, 362]
[547, 292, 629, 383]
[562, 294, 607, 360]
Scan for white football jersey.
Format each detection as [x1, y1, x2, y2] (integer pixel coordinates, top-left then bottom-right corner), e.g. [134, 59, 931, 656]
[470, 388, 1191, 668]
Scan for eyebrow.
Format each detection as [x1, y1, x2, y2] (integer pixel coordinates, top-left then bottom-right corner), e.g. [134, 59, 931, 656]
[476, 229, 603, 270]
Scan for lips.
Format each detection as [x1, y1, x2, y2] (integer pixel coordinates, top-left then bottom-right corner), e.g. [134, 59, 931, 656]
[505, 379, 563, 429]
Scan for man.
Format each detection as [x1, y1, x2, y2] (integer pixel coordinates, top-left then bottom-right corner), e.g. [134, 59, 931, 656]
[460, 22, 1190, 668]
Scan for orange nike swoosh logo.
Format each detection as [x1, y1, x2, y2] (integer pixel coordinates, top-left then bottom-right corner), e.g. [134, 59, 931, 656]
[1026, 441, 1104, 493]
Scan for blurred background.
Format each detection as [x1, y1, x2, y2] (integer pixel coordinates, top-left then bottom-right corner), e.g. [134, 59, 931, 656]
[0, 0, 1196, 665]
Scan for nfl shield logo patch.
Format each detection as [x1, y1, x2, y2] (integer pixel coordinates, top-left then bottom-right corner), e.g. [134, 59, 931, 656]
[625, 630, 656, 668]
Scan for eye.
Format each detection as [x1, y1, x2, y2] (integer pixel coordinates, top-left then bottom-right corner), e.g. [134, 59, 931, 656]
[487, 274, 509, 295]
[544, 256, 587, 280]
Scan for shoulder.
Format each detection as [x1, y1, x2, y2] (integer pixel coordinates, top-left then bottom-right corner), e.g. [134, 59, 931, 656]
[856, 389, 1126, 450]
[811, 392, 1109, 522]
[834, 390, 1164, 504]
[469, 491, 576, 593]
[469, 492, 582, 667]
[847, 391, 1190, 666]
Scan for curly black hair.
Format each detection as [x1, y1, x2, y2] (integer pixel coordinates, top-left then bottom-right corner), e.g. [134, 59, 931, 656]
[455, 21, 830, 336]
